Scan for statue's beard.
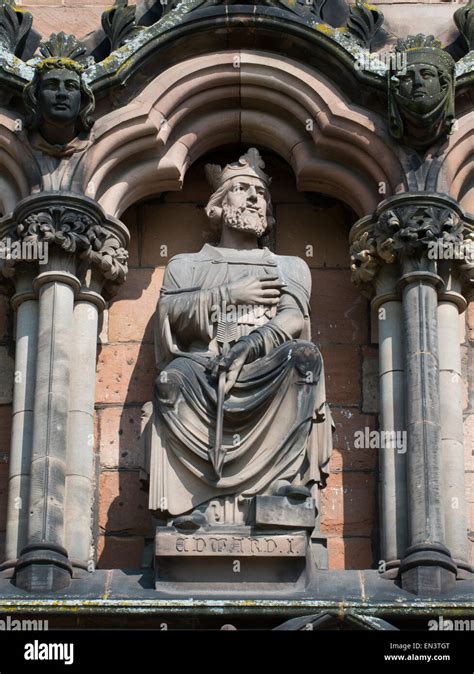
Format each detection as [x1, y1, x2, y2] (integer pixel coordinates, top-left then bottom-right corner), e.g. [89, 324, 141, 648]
[222, 204, 267, 238]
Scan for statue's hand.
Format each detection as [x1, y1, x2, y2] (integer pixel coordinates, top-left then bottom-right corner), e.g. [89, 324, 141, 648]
[207, 341, 252, 394]
[222, 341, 252, 395]
[227, 274, 284, 306]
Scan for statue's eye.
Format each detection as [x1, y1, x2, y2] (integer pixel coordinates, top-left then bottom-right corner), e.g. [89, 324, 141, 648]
[66, 82, 79, 90]
[421, 71, 434, 79]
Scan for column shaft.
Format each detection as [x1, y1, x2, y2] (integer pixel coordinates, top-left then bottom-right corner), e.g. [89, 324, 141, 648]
[5, 293, 38, 561]
[438, 300, 469, 570]
[378, 299, 407, 566]
[65, 297, 101, 568]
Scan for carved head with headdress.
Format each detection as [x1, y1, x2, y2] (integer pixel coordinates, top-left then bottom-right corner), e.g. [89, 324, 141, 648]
[388, 34, 455, 150]
[205, 148, 276, 239]
[24, 32, 95, 147]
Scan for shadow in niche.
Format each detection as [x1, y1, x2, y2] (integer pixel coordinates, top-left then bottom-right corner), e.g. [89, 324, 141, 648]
[96, 144, 377, 581]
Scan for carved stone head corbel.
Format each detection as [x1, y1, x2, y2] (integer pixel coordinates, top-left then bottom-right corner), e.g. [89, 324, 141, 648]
[23, 32, 95, 156]
[388, 34, 455, 151]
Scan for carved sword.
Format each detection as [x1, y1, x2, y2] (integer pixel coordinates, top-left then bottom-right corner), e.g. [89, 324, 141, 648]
[211, 299, 237, 478]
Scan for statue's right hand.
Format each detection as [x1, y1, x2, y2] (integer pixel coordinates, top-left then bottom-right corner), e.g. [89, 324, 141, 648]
[227, 274, 285, 306]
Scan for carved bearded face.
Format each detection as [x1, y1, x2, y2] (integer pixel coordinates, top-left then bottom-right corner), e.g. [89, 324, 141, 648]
[221, 177, 268, 238]
[38, 69, 82, 127]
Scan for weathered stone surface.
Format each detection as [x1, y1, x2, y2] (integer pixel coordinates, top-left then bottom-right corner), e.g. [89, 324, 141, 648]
[19, 6, 106, 38]
[311, 269, 369, 344]
[464, 415, 474, 473]
[0, 406, 12, 464]
[320, 472, 375, 537]
[468, 305, 474, 343]
[275, 204, 350, 268]
[361, 346, 379, 414]
[99, 471, 151, 535]
[141, 204, 210, 267]
[97, 308, 108, 345]
[319, 345, 360, 405]
[0, 295, 9, 343]
[98, 406, 144, 469]
[0, 346, 14, 405]
[95, 343, 155, 404]
[121, 207, 139, 268]
[108, 268, 164, 343]
[330, 408, 377, 472]
[97, 534, 144, 570]
[0, 464, 8, 532]
[255, 495, 315, 529]
[327, 536, 373, 571]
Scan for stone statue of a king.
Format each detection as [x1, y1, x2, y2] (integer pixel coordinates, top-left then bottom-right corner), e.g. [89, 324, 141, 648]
[143, 149, 333, 589]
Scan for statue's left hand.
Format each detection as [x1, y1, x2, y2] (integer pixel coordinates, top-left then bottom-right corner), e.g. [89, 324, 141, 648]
[208, 340, 252, 395]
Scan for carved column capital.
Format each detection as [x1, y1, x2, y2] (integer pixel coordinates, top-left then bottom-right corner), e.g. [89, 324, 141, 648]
[0, 192, 129, 298]
[350, 193, 474, 300]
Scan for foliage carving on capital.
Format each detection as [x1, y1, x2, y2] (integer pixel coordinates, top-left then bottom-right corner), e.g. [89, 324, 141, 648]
[350, 201, 471, 294]
[374, 205, 463, 258]
[0, 205, 128, 286]
[350, 230, 381, 291]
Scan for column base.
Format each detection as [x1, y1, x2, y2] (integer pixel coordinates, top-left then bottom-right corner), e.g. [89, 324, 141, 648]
[15, 543, 73, 592]
[400, 542, 457, 596]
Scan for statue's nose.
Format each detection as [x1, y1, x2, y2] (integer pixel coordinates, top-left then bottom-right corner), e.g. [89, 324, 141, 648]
[247, 186, 258, 201]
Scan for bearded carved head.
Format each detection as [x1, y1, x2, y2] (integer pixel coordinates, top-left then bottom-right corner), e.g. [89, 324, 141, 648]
[204, 148, 276, 239]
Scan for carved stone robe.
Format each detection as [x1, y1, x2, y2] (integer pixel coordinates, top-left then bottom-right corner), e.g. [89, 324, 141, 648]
[146, 243, 333, 516]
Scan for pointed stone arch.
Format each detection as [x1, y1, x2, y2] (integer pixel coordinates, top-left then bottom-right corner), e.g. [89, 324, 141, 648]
[74, 51, 406, 219]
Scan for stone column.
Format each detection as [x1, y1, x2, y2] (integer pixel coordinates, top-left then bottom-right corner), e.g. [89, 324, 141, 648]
[0, 194, 129, 591]
[351, 193, 472, 595]
[350, 226, 408, 575]
[374, 270, 407, 574]
[3, 265, 38, 564]
[437, 257, 472, 578]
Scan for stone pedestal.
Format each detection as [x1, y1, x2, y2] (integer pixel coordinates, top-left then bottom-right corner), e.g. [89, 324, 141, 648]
[155, 526, 315, 596]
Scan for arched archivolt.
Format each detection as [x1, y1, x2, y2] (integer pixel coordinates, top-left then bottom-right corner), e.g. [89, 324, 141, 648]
[437, 113, 474, 213]
[75, 51, 406, 219]
[0, 113, 32, 214]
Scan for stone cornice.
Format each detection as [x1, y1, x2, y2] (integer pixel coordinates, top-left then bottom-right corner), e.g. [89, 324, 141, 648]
[1, 2, 473, 106]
